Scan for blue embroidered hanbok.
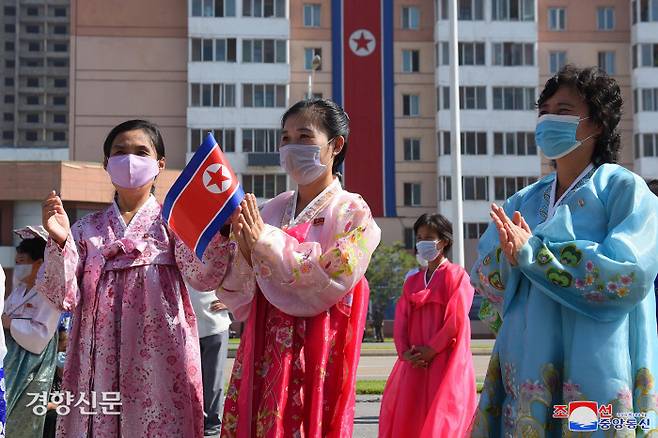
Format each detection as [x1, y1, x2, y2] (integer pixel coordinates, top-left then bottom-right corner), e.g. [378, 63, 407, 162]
[471, 163, 658, 437]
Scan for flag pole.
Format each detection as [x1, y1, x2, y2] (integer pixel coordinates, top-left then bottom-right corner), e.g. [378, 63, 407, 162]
[449, 0, 464, 267]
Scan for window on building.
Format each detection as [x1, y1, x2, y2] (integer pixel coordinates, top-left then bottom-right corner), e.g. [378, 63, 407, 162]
[242, 174, 287, 198]
[3, 113, 13, 122]
[598, 51, 616, 75]
[458, 42, 485, 65]
[638, 44, 658, 67]
[439, 176, 452, 201]
[492, 43, 534, 66]
[439, 131, 487, 155]
[402, 6, 420, 28]
[4, 78, 13, 87]
[304, 48, 322, 70]
[303, 4, 321, 27]
[493, 87, 535, 110]
[463, 176, 489, 200]
[191, 0, 236, 17]
[493, 132, 537, 155]
[190, 83, 236, 107]
[404, 227, 416, 249]
[25, 25, 41, 34]
[27, 77, 40, 87]
[494, 176, 538, 200]
[639, 0, 658, 21]
[53, 78, 67, 88]
[440, 42, 450, 65]
[5, 59, 15, 68]
[549, 51, 567, 74]
[2, 131, 13, 140]
[3, 6, 15, 16]
[190, 38, 237, 62]
[464, 223, 488, 239]
[26, 95, 39, 105]
[597, 7, 615, 30]
[402, 49, 420, 72]
[492, 0, 535, 21]
[450, 86, 487, 110]
[402, 94, 420, 116]
[242, 84, 287, 107]
[53, 7, 67, 17]
[403, 183, 422, 206]
[52, 96, 66, 106]
[52, 131, 66, 141]
[456, 0, 484, 20]
[403, 138, 421, 160]
[641, 88, 658, 111]
[242, 128, 280, 153]
[4, 41, 14, 52]
[26, 113, 40, 123]
[4, 95, 14, 104]
[4, 24, 15, 33]
[242, 39, 287, 63]
[637, 133, 658, 157]
[53, 43, 67, 52]
[26, 7, 39, 16]
[48, 58, 69, 68]
[190, 128, 236, 152]
[548, 7, 566, 30]
[53, 114, 66, 124]
[242, 0, 286, 17]
[25, 131, 38, 141]
[53, 25, 67, 35]
[28, 42, 41, 52]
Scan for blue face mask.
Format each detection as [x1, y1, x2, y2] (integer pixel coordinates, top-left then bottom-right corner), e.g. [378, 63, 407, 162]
[535, 114, 594, 159]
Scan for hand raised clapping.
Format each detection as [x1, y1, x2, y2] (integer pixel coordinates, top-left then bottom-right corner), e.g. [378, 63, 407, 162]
[489, 203, 532, 266]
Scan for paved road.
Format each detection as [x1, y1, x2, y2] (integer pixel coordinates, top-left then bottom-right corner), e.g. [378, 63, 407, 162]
[224, 353, 491, 382]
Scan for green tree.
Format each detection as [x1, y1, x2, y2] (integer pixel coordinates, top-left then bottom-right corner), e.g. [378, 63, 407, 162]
[365, 242, 418, 314]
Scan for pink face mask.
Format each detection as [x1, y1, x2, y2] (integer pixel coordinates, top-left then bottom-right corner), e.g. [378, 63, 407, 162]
[106, 155, 160, 189]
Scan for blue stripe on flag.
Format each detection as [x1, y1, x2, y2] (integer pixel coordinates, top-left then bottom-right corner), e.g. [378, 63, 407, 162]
[194, 184, 245, 259]
[382, 0, 396, 217]
[162, 133, 218, 223]
[331, 0, 343, 107]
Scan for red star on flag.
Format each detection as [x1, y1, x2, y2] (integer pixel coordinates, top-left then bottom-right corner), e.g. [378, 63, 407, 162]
[353, 32, 371, 52]
[207, 166, 230, 190]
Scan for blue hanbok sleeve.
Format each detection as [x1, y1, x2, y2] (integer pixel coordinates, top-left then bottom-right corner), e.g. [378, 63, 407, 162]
[470, 194, 524, 333]
[516, 170, 658, 322]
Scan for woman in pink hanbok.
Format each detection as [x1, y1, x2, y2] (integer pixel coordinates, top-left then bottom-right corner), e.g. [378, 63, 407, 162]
[217, 99, 381, 437]
[37, 120, 232, 437]
[379, 213, 477, 438]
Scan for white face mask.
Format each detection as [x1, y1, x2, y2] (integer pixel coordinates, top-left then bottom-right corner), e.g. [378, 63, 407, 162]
[416, 240, 441, 263]
[12, 264, 32, 286]
[416, 253, 429, 268]
[279, 143, 330, 186]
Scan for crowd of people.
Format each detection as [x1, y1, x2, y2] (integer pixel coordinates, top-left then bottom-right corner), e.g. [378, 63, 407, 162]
[0, 64, 656, 438]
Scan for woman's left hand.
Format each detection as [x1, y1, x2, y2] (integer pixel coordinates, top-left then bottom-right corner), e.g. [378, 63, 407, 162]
[490, 204, 532, 266]
[239, 194, 265, 251]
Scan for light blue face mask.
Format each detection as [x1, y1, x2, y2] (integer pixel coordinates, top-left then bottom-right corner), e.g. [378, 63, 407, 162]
[535, 114, 594, 159]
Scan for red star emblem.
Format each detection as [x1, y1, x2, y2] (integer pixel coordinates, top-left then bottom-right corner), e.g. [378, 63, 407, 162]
[353, 32, 371, 52]
[207, 167, 230, 189]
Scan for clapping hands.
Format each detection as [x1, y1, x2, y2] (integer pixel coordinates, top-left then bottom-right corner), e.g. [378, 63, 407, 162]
[489, 203, 532, 266]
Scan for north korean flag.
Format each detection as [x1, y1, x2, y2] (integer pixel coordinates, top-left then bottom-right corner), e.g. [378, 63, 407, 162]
[163, 133, 244, 259]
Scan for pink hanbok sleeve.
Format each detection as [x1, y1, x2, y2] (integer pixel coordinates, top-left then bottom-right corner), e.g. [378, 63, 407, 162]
[215, 243, 257, 321]
[393, 288, 411, 359]
[427, 267, 473, 354]
[250, 196, 381, 317]
[37, 225, 85, 311]
[174, 232, 235, 292]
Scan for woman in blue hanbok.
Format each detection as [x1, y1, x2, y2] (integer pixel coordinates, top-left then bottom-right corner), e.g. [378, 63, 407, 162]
[470, 65, 658, 437]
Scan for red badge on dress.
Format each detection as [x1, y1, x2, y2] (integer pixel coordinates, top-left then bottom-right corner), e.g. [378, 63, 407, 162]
[313, 218, 325, 226]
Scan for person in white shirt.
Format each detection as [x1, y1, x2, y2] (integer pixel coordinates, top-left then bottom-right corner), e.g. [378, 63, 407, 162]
[188, 285, 231, 437]
[2, 227, 60, 437]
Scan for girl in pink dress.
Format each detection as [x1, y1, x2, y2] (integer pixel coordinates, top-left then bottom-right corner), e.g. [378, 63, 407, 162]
[217, 99, 381, 437]
[379, 213, 477, 438]
[38, 120, 232, 437]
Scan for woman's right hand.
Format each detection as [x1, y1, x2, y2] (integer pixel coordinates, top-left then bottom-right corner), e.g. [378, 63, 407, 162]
[42, 191, 71, 246]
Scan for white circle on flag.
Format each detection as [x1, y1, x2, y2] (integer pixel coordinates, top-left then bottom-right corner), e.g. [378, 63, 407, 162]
[203, 163, 232, 194]
[349, 29, 376, 57]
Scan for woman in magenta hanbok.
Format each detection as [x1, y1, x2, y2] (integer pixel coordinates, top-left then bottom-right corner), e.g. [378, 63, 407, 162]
[38, 120, 232, 437]
[379, 213, 477, 438]
[217, 99, 381, 437]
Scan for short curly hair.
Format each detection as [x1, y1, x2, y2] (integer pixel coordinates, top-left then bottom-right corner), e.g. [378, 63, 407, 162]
[537, 65, 623, 166]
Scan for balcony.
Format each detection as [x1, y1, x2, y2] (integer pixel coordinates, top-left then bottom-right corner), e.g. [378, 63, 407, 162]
[247, 152, 280, 167]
